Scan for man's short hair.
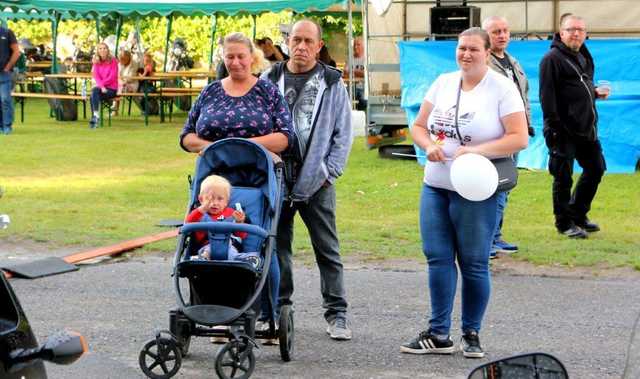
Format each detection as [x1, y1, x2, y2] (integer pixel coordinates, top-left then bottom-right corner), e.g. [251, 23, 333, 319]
[559, 13, 586, 30]
[291, 19, 323, 41]
[481, 16, 507, 31]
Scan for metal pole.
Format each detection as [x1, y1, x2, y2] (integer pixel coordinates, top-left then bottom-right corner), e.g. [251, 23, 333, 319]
[252, 14, 257, 40]
[553, 0, 559, 32]
[114, 15, 123, 56]
[163, 14, 173, 72]
[362, 0, 370, 122]
[50, 11, 61, 74]
[524, 0, 529, 37]
[347, 0, 354, 106]
[95, 15, 101, 43]
[208, 13, 218, 72]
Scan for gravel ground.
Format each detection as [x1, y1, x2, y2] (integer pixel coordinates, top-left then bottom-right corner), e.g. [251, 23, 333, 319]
[1, 242, 638, 379]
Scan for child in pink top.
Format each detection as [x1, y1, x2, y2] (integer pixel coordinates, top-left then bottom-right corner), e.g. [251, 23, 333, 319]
[89, 42, 118, 128]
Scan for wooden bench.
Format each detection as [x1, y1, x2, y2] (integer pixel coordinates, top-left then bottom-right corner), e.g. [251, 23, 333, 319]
[12, 92, 86, 123]
[12, 88, 202, 127]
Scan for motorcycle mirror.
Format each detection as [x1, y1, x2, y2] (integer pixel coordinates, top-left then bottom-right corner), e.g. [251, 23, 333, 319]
[10, 330, 87, 367]
[467, 352, 568, 379]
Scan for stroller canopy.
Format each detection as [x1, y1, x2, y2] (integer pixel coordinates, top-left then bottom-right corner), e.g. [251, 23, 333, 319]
[191, 138, 278, 213]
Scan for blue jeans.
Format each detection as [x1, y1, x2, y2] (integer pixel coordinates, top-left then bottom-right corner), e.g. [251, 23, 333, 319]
[492, 191, 508, 243]
[0, 71, 14, 131]
[260, 247, 280, 320]
[90, 87, 117, 113]
[419, 184, 497, 335]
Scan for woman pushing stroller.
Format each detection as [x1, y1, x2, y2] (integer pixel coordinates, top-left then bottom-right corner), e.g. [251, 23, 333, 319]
[179, 31, 292, 324]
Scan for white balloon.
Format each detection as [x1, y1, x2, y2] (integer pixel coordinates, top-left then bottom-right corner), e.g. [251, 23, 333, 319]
[450, 153, 498, 201]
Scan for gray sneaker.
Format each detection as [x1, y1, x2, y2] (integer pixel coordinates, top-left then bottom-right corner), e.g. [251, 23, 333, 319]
[326, 315, 352, 340]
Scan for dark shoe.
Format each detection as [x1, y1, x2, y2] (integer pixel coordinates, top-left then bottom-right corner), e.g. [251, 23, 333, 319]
[326, 315, 352, 340]
[558, 225, 588, 239]
[400, 331, 455, 354]
[493, 239, 518, 253]
[576, 220, 600, 233]
[460, 330, 484, 358]
[489, 248, 498, 260]
[88, 116, 98, 129]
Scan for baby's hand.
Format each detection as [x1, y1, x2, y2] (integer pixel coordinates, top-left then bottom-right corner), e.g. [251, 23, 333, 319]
[197, 195, 214, 213]
[232, 210, 246, 223]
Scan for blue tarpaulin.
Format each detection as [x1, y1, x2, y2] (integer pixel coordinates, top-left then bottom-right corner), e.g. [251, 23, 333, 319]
[399, 39, 640, 173]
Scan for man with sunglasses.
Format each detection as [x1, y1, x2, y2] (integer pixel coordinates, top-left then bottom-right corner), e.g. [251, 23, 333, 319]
[539, 15, 608, 239]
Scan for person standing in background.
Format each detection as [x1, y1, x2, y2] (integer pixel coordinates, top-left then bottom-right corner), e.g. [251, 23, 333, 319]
[0, 25, 21, 135]
[482, 16, 534, 258]
[539, 15, 607, 239]
[343, 36, 366, 110]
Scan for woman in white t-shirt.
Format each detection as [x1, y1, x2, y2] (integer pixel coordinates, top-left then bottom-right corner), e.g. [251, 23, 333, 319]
[400, 28, 528, 359]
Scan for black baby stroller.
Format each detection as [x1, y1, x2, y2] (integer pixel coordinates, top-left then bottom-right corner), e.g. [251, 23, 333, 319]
[139, 138, 294, 379]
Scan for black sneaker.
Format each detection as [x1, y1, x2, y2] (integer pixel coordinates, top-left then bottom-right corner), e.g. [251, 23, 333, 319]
[400, 331, 455, 354]
[460, 330, 484, 358]
[558, 225, 588, 239]
[575, 220, 600, 233]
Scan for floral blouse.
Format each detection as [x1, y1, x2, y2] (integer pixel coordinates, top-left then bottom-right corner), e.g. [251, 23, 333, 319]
[180, 79, 293, 151]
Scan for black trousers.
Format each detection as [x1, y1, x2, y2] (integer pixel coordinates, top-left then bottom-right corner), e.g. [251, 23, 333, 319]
[547, 137, 606, 231]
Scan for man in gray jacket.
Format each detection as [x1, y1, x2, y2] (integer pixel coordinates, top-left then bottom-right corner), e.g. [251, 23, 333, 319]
[262, 19, 353, 340]
[483, 16, 533, 257]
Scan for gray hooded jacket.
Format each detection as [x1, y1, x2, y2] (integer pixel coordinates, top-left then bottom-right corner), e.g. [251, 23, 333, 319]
[262, 61, 353, 202]
[489, 52, 533, 135]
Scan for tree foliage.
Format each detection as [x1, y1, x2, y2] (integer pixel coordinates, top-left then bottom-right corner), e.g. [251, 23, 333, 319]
[8, 11, 360, 67]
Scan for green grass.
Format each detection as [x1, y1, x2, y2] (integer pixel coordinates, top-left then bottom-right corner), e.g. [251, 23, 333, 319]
[1, 100, 639, 270]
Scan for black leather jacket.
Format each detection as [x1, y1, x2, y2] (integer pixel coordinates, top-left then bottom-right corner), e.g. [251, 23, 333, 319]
[539, 33, 598, 143]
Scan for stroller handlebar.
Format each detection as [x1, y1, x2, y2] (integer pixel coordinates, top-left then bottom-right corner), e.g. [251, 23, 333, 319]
[180, 222, 269, 238]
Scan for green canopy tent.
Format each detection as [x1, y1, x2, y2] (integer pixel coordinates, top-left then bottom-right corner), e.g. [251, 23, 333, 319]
[1, 0, 359, 94]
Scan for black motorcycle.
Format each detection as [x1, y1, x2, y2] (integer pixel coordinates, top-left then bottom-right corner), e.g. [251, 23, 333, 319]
[0, 273, 86, 378]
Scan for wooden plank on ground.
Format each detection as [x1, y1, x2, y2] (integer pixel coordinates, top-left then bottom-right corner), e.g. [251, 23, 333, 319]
[2, 229, 179, 279]
[63, 229, 178, 264]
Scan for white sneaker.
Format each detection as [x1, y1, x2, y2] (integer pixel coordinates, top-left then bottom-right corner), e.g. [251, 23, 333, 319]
[326, 316, 352, 340]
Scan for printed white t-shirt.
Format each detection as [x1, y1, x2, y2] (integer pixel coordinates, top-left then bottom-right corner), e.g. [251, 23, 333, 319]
[422, 69, 525, 190]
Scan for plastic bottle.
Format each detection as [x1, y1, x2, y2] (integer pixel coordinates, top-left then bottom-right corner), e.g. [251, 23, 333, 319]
[81, 81, 87, 99]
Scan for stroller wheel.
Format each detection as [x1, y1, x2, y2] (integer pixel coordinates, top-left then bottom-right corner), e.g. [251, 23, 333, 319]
[278, 305, 294, 362]
[215, 339, 256, 379]
[139, 333, 182, 379]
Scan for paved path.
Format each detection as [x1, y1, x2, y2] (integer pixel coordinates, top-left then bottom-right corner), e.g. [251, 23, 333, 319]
[5, 252, 640, 378]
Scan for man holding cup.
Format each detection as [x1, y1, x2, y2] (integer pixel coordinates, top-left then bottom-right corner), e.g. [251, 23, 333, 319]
[539, 15, 608, 239]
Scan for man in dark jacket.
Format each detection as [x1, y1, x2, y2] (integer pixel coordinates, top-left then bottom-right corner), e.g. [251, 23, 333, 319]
[539, 15, 608, 239]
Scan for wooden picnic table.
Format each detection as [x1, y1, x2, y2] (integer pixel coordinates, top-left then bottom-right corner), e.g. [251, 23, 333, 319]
[26, 61, 52, 69]
[162, 70, 216, 78]
[45, 73, 93, 80]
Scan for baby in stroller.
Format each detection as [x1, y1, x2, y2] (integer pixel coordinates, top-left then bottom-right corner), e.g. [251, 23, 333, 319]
[185, 174, 260, 268]
[139, 139, 293, 379]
